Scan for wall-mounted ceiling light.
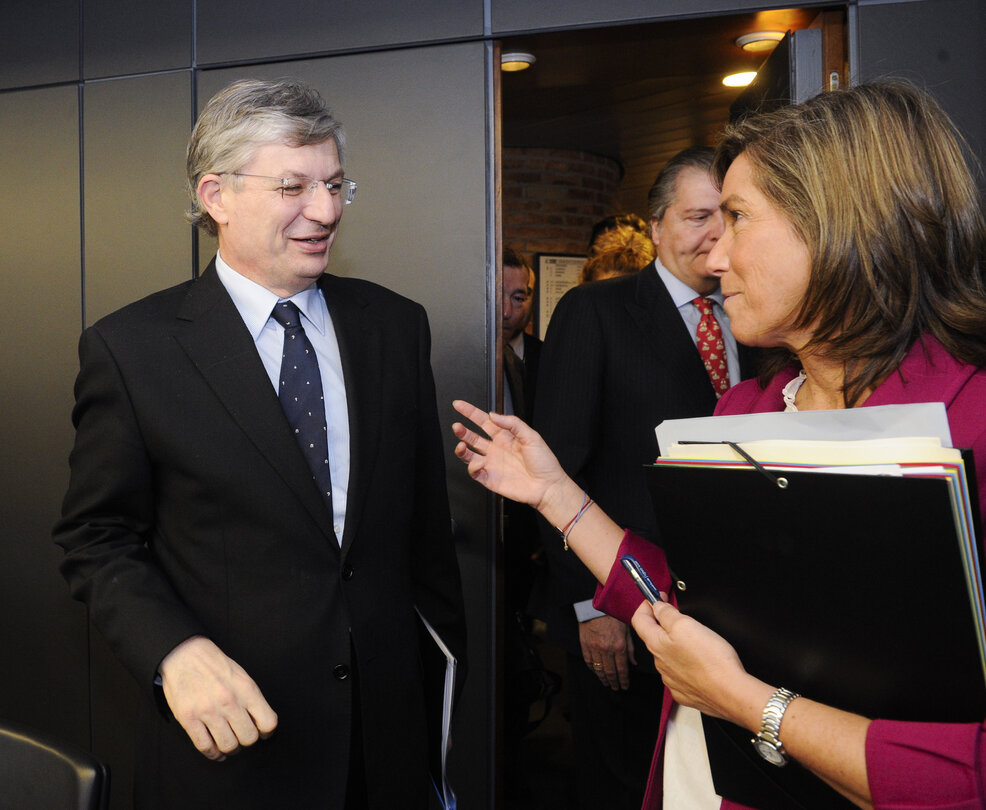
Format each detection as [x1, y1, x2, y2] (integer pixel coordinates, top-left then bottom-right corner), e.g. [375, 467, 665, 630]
[722, 71, 758, 88]
[501, 52, 536, 72]
[735, 31, 787, 52]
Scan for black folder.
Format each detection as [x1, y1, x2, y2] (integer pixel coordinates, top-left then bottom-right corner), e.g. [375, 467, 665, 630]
[645, 460, 986, 809]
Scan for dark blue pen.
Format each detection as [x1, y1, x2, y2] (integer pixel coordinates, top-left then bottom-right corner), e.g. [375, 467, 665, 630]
[620, 554, 663, 605]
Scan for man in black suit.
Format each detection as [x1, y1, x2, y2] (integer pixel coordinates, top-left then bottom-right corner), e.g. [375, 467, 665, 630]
[502, 246, 541, 423]
[53, 78, 466, 810]
[531, 147, 757, 809]
[500, 248, 548, 767]
[501, 248, 543, 604]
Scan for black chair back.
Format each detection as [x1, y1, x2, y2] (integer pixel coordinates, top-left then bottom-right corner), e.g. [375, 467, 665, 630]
[0, 719, 110, 810]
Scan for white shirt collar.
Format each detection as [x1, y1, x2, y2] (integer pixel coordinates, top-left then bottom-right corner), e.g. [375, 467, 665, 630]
[508, 330, 526, 360]
[215, 252, 327, 338]
[653, 258, 725, 309]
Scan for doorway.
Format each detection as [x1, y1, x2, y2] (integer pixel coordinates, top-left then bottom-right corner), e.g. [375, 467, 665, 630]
[496, 8, 847, 809]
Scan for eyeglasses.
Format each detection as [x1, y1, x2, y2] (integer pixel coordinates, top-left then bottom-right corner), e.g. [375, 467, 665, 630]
[226, 173, 358, 205]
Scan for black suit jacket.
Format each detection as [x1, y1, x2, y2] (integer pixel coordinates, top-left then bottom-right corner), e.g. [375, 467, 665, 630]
[531, 264, 757, 652]
[520, 331, 542, 418]
[54, 261, 466, 809]
[504, 331, 542, 421]
[503, 332, 544, 611]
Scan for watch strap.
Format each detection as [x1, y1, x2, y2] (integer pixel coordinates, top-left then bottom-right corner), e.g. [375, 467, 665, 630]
[752, 686, 800, 766]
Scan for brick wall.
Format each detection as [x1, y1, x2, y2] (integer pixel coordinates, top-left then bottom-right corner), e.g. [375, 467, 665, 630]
[502, 147, 624, 260]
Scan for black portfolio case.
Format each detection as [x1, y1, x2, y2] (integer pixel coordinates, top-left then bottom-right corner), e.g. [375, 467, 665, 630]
[645, 461, 986, 808]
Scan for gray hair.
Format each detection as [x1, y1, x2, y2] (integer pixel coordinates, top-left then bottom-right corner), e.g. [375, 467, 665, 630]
[185, 78, 346, 236]
[646, 146, 716, 222]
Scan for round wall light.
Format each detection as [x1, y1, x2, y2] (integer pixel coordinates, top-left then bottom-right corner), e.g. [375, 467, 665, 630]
[501, 52, 536, 72]
[735, 31, 787, 52]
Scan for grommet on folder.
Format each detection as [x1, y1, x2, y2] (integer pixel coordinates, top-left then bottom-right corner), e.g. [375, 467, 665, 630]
[668, 567, 687, 592]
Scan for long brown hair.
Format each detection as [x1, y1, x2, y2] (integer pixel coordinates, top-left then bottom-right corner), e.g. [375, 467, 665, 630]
[713, 81, 986, 405]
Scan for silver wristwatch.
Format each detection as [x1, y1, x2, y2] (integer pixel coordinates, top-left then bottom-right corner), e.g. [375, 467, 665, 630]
[751, 687, 800, 766]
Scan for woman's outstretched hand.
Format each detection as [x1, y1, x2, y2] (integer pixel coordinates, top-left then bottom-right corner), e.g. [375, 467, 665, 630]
[451, 399, 568, 511]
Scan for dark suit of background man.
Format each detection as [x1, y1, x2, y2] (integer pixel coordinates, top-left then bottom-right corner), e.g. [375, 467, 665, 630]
[531, 147, 757, 809]
[501, 248, 542, 618]
[500, 249, 547, 797]
[501, 246, 541, 424]
[53, 78, 467, 810]
[501, 249, 542, 665]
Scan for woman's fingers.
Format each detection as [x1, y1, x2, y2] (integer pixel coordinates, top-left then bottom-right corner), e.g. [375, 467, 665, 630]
[452, 399, 494, 432]
[451, 422, 490, 454]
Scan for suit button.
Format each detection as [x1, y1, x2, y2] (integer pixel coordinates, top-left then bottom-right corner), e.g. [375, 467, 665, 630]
[342, 565, 354, 581]
[333, 664, 350, 680]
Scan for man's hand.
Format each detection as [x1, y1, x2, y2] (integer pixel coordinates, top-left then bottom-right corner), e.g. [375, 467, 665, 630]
[159, 636, 278, 761]
[579, 615, 636, 691]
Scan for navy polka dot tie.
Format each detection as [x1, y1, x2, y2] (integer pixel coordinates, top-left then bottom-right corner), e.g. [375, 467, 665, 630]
[270, 301, 333, 513]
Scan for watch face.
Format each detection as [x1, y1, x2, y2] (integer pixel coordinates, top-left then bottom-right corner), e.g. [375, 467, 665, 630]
[753, 739, 787, 766]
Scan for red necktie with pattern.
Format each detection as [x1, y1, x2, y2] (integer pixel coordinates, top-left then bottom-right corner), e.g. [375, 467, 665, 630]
[692, 296, 731, 398]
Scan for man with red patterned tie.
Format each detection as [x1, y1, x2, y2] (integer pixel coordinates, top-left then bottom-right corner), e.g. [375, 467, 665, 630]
[530, 148, 758, 809]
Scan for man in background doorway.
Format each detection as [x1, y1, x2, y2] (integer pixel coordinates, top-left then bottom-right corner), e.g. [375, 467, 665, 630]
[502, 246, 541, 422]
[501, 247, 554, 802]
[501, 246, 543, 612]
[530, 147, 758, 809]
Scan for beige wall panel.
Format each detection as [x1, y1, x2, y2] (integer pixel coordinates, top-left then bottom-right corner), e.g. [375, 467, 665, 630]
[83, 72, 194, 326]
[0, 85, 90, 743]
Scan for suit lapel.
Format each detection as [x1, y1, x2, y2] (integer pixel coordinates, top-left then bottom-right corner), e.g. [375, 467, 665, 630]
[318, 274, 381, 556]
[626, 265, 716, 395]
[172, 262, 338, 543]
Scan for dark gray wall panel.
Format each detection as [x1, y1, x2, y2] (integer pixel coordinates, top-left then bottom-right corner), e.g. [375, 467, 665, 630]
[856, 0, 986, 196]
[491, 0, 831, 33]
[196, 0, 485, 66]
[0, 0, 79, 89]
[198, 41, 494, 804]
[84, 0, 193, 79]
[0, 86, 89, 746]
[83, 72, 194, 326]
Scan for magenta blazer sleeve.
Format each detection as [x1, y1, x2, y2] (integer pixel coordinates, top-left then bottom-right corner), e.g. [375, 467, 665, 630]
[867, 719, 986, 808]
[592, 530, 673, 622]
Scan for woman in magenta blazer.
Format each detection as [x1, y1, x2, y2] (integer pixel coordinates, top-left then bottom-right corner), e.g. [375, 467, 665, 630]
[453, 80, 986, 809]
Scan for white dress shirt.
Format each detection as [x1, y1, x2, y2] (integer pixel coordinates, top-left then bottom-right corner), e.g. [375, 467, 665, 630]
[215, 254, 350, 544]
